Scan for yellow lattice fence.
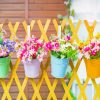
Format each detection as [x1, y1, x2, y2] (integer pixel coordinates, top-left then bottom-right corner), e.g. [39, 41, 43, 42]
[0, 19, 100, 100]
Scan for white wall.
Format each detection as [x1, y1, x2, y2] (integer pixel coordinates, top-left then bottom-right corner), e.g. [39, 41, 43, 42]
[71, 0, 100, 21]
[71, 0, 100, 99]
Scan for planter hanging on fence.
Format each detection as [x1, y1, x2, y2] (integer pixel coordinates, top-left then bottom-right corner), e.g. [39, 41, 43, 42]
[0, 56, 10, 78]
[51, 55, 69, 78]
[84, 58, 100, 79]
[23, 59, 40, 78]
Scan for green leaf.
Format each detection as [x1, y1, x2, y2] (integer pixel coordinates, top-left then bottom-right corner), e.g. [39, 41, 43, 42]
[0, 38, 3, 44]
[90, 52, 100, 59]
[67, 72, 73, 79]
[70, 9, 75, 17]
[69, 90, 77, 100]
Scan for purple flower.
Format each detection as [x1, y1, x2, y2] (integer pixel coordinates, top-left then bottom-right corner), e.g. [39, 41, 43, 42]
[0, 39, 16, 57]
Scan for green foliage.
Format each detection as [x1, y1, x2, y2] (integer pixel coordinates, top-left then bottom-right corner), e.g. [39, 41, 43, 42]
[57, 0, 75, 39]
[51, 48, 77, 60]
[64, 25, 72, 36]
[66, 72, 77, 100]
[0, 38, 3, 44]
[90, 52, 100, 59]
[69, 90, 77, 100]
[67, 71, 73, 79]
[57, 15, 64, 22]
[70, 9, 75, 17]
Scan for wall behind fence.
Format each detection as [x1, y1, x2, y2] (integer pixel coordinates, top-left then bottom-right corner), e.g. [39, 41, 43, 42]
[0, 0, 66, 21]
[0, 0, 66, 45]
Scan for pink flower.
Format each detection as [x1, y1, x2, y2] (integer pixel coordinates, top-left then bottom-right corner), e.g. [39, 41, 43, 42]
[82, 37, 100, 59]
[98, 43, 100, 47]
[84, 47, 90, 52]
[20, 54, 23, 59]
[45, 42, 52, 50]
[37, 42, 43, 48]
[24, 43, 27, 47]
[17, 36, 47, 62]
[54, 42, 60, 48]
[90, 42, 95, 47]
[64, 35, 71, 41]
[52, 42, 60, 51]
[33, 37, 38, 42]
[22, 49, 27, 54]
[91, 50, 97, 56]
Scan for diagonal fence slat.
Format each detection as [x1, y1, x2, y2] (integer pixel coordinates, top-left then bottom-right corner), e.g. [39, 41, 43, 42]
[0, 19, 99, 100]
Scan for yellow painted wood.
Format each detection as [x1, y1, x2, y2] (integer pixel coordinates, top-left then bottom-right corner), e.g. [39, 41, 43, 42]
[0, 79, 12, 100]
[84, 20, 96, 39]
[0, 24, 3, 31]
[52, 18, 67, 37]
[69, 59, 88, 100]
[37, 19, 51, 42]
[8, 22, 19, 40]
[31, 78, 42, 100]
[61, 18, 67, 30]
[60, 78, 72, 100]
[30, 20, 35, 31]
[69, 19, 82, 44]
[92, 79, 100, 100]
[0, 19, 99, 100]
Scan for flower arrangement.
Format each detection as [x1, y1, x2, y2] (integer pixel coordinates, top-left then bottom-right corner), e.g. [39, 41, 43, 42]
[0, 29, 15, 58]
[81, 37, 100, 59]
[45, 34, 78, 78]
[45, 35, 78, 59]
[0, 39, 16, 57]
[16, 36, 47, 63]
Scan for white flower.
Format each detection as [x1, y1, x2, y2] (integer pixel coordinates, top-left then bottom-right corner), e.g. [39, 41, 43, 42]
[37, 55, 43, 62]
[37, 39, 43, 44]
[64, 1, 69, 6]
[84, 52, 90, 59]
[27, 56, 32, 62]
[65, 43, 72, 47]
[29, 50, 34, 55]
[91, 38, 97, 42]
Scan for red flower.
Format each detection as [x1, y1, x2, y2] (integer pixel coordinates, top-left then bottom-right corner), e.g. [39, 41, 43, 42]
[20, 54, 23, 60]
[32, 53, 36, 59]
[34, 46, 38, 52]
